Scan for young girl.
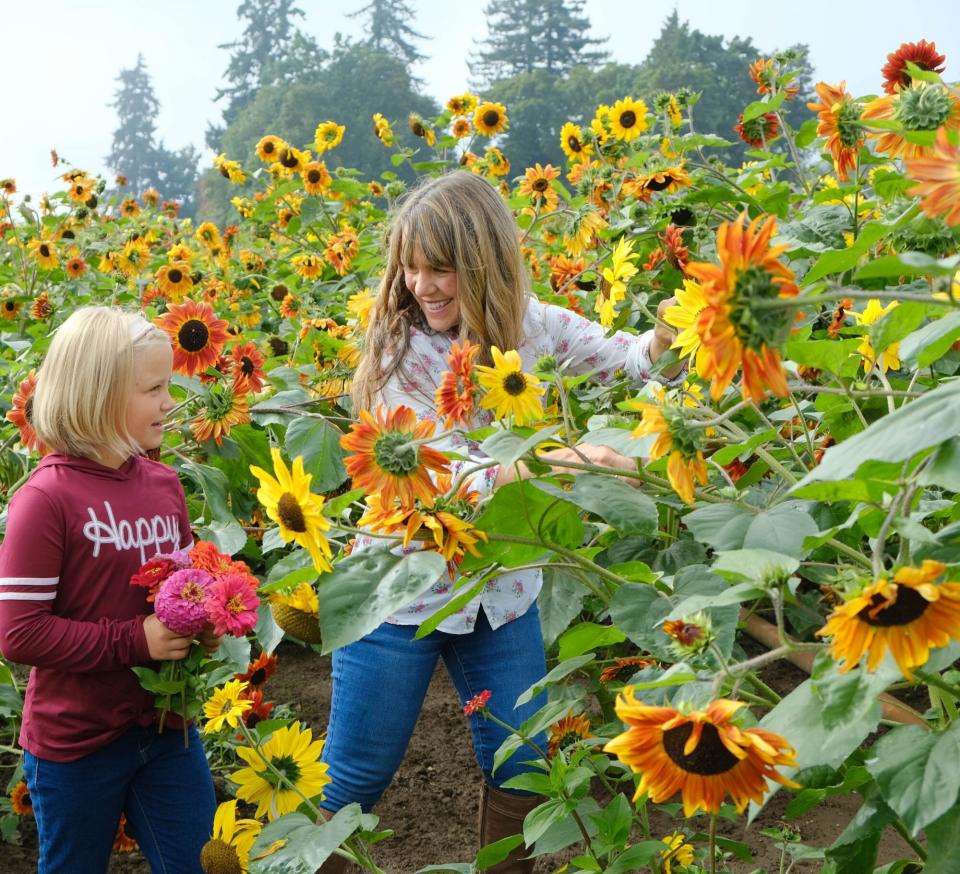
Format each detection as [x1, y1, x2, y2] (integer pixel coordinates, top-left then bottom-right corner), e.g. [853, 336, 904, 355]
[0, 307, 216, 873]
[320, 172, 679, 872]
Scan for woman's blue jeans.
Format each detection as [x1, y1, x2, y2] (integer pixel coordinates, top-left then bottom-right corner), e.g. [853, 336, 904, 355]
[320, 605, 548, 813]
[24, 723, 215, 873]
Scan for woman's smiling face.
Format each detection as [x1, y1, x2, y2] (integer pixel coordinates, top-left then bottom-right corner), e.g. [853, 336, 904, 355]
[403, 248, 461, 332]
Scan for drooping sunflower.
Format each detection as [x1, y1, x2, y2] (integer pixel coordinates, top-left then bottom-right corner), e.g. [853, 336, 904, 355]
[862, 82, 960, 161]
[7, 370, 45, 453]
[200, 799, 263, 874]
[806, 81, 864, 182]
[347, 288, 374, 329]
[548, 712, 595, 758]
[294, 253, 325, 280]
[314, 120, 346, 154]
[597, 236, 639, 328]
[446, 92, 479, 115]
[599, 656, 656, 684]
[482, 146, 510, 177]
[228, 341, 267, 395]
[233, 721, 331, 820]
[817, 560, 960, 679]
[341, 405, 450, 508]
[9, 780, 32, 816]
[686, 213, 799, 403]
[660, 832, 695, 874]
[475, 347, 545, 426]
[633, 163, 692, 197]
[191, 384, 251, 446]
[250, 448, 334, 574]
[517, 163, 561, 213]
[276, 145, 309, 174]
[435, 339, 480, 428]
[408, 113, 437, 146]
[155, 261, 193, 302]
[563, 207, 607, 256]
[113, 814, 138, 853]
[203, 679, 253, 733]
[27, 239, 58, 270]
[734, 111, 781, 148]
[473, 101, 509, 136]
[881, 39, 947, 94]
[213, 153, 247, 185]
[270, 582, 322, 644]
[255, 135, 286, 163]
[852, 298, 901, 372]
[609, 97, 649, 141]
[301, 160, 331, 195]
[906, 127, 960, 226]
[156, 299, 230, 378]
[372, 112, 395, 146]
[604, 694, 799, 815]
[559, 121, 594, 164]
[30, 291, 53, 319]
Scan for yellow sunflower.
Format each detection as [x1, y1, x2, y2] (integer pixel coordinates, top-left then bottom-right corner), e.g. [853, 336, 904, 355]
[563, 208, 607, 256]
[372, 112, 395, 147]
[853, 299, 900, 372]
[191, 385, 251, 446]
[301, 160, 332, 195]
[560, 122, 594, 164]
[473, 101, 509, 136]
[203, 680, 253, 733]
[517, 163, 561, 213]
[155, 261, 193, 302]
[27, 239, 58, 270]
[663, 278, 709, 374]
[255, 135, 286, 163]
[817, 560, 960, 679]
[475, 347, 545, 425]
[250, 448, 333, 574]
[661, 832, 695, 874]
[200, 800, 263, 874]
[270, 582, 322, 644]
[214, 153, 247, 185]
[233, 721, 331, 820]
[609, 97, 649, 141]
[597, 236, 638, 328]
[314, 121, 346, 154]
[604, 694, 799, 815]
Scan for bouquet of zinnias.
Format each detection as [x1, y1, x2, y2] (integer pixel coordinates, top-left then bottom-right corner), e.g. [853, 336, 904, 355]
[131, 541, 261, 743]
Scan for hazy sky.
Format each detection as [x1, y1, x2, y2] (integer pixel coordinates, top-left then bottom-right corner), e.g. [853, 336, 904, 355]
[4, 0, 959, 202]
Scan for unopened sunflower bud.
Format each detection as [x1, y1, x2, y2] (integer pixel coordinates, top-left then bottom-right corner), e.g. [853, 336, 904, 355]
[535, 354, 558, 374]
[662, 612, 713, 657]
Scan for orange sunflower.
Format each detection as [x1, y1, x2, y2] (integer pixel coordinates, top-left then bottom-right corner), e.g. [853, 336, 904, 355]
[604, 694, 799, 815]
[155, 261, 193, 301]
[301, 161, 331, 195]
[816, 560, 960, 680]
[517, 163, 561, 212]
[473, 101, 509, 136]
[10, 780, 32, 816]
[686, 213, 799, 403]
[734, 111, 780, 148]
[341, 405, 450, 508]
[435, 339, 480, 428]
[228, 341, 267, 394]
[236, 652, 279, 688]
[65, 256, 87, 279]
[600, 656, 656, 684]
[156, 299, 230, 378]
[7, 371, 45, 453]
[862, 82, 960, 161]
[1, 299, 21, 320]
[191, 384, 251, 446]
[881, 40, 946, 94]
[807, 82, 864, 182]
[905, 127, 960, 226]
[548, 713, 595, 758]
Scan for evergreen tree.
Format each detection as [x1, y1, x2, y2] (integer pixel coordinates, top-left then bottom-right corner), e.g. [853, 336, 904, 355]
[208, 0, 325, 148]
[107, 55, 160, 195]
[469, 0, 608, 88]
[348, 0, 428, 66]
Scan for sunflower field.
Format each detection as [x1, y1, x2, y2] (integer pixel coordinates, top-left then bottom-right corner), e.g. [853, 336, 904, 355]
[2, 40, 960, 874]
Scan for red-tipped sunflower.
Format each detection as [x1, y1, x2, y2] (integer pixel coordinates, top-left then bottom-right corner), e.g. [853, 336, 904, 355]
[604, 694, 799, 815]
[816, 560, 960, 680]
[191, 384, 251, 446]
[600, 656, 656, 684]
[341, 405, 450, 508]
[7, 371, 45, 454]
[156, 300, 230, 377]
[734, 111, 780, 148]
[906, 127, 960, 226]
[435, 339, 480, 428]
[686, 213, 799, 403]
[228, 341, 267, 395]
[548, 712, 595, 758]
[881, 39, 946, 94]
[807, 81, 864, 182]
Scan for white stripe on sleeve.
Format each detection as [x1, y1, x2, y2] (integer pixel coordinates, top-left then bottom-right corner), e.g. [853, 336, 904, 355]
[0, 577, 59, 587]
[0, 592, 57, 601]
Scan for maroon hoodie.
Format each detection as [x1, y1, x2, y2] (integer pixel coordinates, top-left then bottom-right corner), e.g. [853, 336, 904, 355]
[0, 453, 192, 761]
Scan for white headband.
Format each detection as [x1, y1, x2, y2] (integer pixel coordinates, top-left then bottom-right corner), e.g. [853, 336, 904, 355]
[129, 316, 154, 344]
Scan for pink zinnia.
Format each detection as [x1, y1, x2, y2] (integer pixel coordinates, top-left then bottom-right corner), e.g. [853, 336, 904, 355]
[154, 568, 214, 635]
[207, 572, 260, 637]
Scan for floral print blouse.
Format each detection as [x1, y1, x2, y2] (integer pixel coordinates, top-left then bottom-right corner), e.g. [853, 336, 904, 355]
[356, 297, 659, 634]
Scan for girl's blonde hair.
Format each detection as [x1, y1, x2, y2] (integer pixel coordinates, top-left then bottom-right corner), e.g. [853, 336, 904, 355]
[352, 172, 529, 411]
[32, 307, 170, 462]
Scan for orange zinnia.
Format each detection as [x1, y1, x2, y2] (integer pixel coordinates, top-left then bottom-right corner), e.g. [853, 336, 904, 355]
[604, 695, 799, 815]
[687, 213, 799, 403]
[156, 300, 230, 377]
[905, 127, 960, 226]
[341, 405, 449, 508]
[807, 81, 864, 182]
[435, 339, 480, 428]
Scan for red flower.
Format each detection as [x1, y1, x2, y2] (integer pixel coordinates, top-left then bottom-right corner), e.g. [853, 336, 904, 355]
[463, 689, 492, 715]
[130, 557, 179, 602]
[236, 652, 279, 688]
[881, 40, 946, 94]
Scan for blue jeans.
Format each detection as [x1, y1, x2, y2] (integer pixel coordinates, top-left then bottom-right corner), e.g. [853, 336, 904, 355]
[24, 724, 216, 874]
[320, 605, 548, 813]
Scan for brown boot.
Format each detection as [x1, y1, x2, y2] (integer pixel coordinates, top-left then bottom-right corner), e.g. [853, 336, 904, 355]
[478, 783, 542, 874]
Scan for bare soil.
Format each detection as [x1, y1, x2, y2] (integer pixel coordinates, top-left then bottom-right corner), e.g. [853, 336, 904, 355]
[4, 641, 919, 873]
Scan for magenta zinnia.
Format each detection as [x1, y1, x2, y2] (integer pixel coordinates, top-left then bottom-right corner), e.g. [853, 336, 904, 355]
[207, 572, 260, 636]
[154, 568, 214, 635]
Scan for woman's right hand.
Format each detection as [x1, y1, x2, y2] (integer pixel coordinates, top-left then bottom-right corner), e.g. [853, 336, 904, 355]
[143, 614, 194, 661]
[494, 443, 640, 487]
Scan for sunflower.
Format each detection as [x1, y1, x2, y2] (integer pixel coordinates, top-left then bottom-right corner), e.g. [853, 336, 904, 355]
[475, 347, 545, 426]
[663, 278, 709, 375]
[30, 291, 53, 320]
[597, 236, 639, 328]
[7, 370, 45, 453]
[341, 405, 450, 508]
[250, 448, 334, 574]
[600, 656, 656, 684]
[436, 339, 480, 428]
[1, 299, 22, 320]
[685, 213, 799, 403]
[200, 800, 263, 874]
[634, 163, 692, 196]
[156, 299, 230, 378]
[10, 780, 32, 816]
[294, 254, 324, 280]
[237, 652, 279, 688]
[64, 256, 87, 279]
[627, 391, 707, 504]
[473, 101, 509, 136]
[233, 721, 331, 820]
[0, 177, 15, 196]
[192, 384, 251, 446]
[120, 198, 140, 217]
[662, 613, 713, 658]
[645, 224, 690, 274]
[301, 160, 331, 195]
[228, 341, 267, 395]
[734, 111, 781, 148]
[255, 135, 286, 163]
[270, 583, 322, 644]
[451, 117, 472, 139]
[517, 163, 561, 213]
[279, 293, 301, 320]
[276, 145, 309, 174]
[906, 128, 960, 226]
[155, 261, 193, 302]
[660, 832, 695, 874]
[372, 112, 394, 147]
[563, 208, 607, 256]
[881, 39, 946, 94]
[66, 175, 94, 203]
[749, 58, 776, 95]
[314, 121, 346, 154]
[347, 288, 374, 329]
[214, 153, 247, 185]
[817, 561, 960, 679]
[27, 239, 58, 270]
[203, 679, 254, 734]
[609, 97, 649, 141]
[852, 299, 901, 372]
[559, 121, 594, 164]
[408, 113, 437, 146]
[547, 713, 594, 758]
[805, 81, 865, 181]
[446, 92, 478, 114]
[862, 82, 960, 161]
[604, 694, 799, 815]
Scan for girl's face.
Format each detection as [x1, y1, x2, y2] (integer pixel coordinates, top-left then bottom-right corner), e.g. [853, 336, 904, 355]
[125, 342, 175, 452]
[403, 247, 461, 332]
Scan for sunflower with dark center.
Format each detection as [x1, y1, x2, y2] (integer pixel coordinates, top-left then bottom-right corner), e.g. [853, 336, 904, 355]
[517, 163, 560, 212]
[10, 780, 32, 816]
[1, 299, 21, 320]
[301, 160, 331, 195]
[192, 384, 250, 447]
[605, 695, 799, 815]
[609, 96, 649, 141]
[228, 341, 266, 395]
[817, 560, 960, 679]
[548, 713, 594, 758]
[559, 121, 594, 163]
[156, 299, 230, 378]
[475, 346, 545, 425]
[237, 652, 279, 688]
[155, 261, 193, 301]
[473, 101, 509, 136]
[255, 135, 285, 163]
[599, 656, 656, 684]
[28, 238, 58, 269]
